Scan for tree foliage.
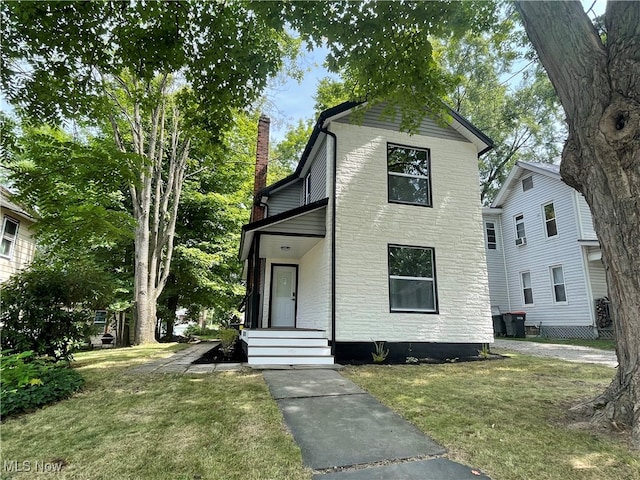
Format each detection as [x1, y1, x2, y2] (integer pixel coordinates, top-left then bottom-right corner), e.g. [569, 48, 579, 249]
[438, 33, 564, 202]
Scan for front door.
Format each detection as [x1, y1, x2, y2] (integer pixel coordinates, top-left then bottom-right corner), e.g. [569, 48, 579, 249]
[270, 265, 297, 327]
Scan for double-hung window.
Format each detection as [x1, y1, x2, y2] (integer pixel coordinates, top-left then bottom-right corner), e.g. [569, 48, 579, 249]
[304, 173, 311, 205]
[521, 271, 534, 305]
[485, 222, 497, 250]
[550, 265, 567, 303]
[543, 202, 558, 238]
[388, 245, 438, 313]
[514, 214, 526, 243]
[387, 144, 432, 207]
[1, 216, 19, 259]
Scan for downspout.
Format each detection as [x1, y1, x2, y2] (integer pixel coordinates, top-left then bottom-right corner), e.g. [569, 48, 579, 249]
[320, 127, 337, 355]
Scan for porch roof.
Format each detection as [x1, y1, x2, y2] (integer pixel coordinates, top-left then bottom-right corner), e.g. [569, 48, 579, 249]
[239, 198, 328, 261]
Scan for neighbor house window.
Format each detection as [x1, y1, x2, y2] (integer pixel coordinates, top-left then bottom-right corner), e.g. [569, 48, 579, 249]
[521, 271, 534, 305]
[0, 216, 19, 259]
[387, 144, 432, 207]
[550, 265, 567, 303]
[514, 214, 526, 240]
[543, 202, 558, 238]
[485, 222, 497, 250]
[304, 173, 311, 205]
[94, 310, 107, 326]
[388, 245, 437, 313]
[522, 176, 533, 191]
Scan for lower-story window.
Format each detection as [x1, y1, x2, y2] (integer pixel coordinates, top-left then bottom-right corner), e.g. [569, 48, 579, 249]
[388, 245, 438, 313]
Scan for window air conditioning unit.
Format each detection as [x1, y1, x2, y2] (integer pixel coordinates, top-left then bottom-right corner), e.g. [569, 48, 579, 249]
[515, 237, 527, 246]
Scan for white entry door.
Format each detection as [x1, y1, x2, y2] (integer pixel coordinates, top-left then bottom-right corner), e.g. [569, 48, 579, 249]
[270, 265, 297, 327]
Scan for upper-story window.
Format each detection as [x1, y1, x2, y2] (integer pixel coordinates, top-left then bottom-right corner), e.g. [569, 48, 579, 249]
[304, 173, 311, 205]
[485, 222, 497, 250]
[1, 216, 19, 259]
[522, 176, 533, 191]
[387, 144, 432, 207]
[514, 214, 526, 245]
[543, 202, 558, 238]
[388, 245, 438, 313]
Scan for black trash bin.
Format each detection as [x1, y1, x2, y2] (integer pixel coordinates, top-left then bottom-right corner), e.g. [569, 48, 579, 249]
[503, 312, 526, 338]
[492, 315, 506, 336]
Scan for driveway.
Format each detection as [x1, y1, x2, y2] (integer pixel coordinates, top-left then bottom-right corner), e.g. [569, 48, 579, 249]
[492, 339, 617, 368]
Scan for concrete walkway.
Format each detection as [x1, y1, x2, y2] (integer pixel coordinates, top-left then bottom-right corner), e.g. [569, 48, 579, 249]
[492, 339, 618, 367]
[263, 369, 490, 479]
[127, 342, 245, 374]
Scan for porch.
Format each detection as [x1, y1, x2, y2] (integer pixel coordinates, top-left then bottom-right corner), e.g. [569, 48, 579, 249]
[241, 328, 334, 366]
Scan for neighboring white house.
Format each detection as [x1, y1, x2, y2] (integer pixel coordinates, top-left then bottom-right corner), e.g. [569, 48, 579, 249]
[482, 161, 610, 339]
[238, 102, 495, 365]
[0, 186, 37, 284]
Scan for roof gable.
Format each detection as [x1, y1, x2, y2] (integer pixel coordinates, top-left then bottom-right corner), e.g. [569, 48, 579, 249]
[491, 161, 561, 208]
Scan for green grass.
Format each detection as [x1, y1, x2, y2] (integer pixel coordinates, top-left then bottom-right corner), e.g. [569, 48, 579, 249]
[343, 355, 639, 480]
[0, 344, 310, 480]
[508, 337, 616, 350]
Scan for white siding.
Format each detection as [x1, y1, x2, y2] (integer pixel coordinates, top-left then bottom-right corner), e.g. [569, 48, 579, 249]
[0, 212, 36, 284]
[336, 104, 470, 144]
[575, 192, 598, 240]
[482, 213, 510, 313]
[330, 120, 492, 343]
[498, 171, 592, 327]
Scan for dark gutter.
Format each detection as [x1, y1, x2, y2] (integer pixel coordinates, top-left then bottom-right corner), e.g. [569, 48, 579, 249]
[446, 107, 495, 156]
[320, 127, 338, 355]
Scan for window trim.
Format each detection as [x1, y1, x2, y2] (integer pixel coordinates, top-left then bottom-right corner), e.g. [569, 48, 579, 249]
[550, 265, 568, 304]
[514, 213, 526, 240]
[542, 201, 558, 239]
[520, 271, 534, 305]
[1, 216, 20, 260]
[485, 221, 498, 250]
[387, 244, 439, 314]
[387, 142, 433, 208]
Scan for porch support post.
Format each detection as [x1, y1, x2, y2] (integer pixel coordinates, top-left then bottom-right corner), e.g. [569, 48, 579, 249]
[251, 233, 261, 329]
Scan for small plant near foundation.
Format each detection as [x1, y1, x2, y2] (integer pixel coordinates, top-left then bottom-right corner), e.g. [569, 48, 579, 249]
[219, 329, 239, 357]
[371, 341, 389, 363]
[478, 344, 491, 359]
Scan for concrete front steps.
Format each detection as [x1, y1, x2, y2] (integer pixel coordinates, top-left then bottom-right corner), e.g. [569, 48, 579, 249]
[241, 329, 334, 366]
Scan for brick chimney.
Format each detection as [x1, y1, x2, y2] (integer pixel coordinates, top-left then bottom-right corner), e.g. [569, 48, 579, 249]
[251, 115, 270, 222]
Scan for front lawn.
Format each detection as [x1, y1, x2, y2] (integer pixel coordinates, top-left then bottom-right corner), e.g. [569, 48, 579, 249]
[0, 344, 310, 480]
[343, 355, 639, 480]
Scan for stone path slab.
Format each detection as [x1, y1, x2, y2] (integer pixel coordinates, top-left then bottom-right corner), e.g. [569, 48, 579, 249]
[263, 369, 365, 399]
[127, 342, 224, 374]
[313, 458, 491, 480]
[277, 393, 445, 470]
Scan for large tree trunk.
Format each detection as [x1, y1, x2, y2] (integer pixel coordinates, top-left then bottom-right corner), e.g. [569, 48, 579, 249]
[515, 1, 640, 448]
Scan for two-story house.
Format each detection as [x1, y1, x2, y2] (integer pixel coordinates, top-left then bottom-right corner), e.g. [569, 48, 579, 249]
[483, 161, 609, 340]
[239, 102, 495, 365]
[1, 186, 37, 283]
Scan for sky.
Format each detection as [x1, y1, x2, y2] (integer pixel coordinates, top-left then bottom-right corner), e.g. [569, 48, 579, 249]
[263, 0, 608, 143]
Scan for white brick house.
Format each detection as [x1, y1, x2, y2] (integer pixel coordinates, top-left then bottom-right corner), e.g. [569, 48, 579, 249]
[483, 161, 609, 339]
[239, 102, 494, 365]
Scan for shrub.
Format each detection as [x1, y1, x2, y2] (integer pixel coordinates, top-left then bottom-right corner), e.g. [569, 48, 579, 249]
[0, 260, 109, 360]
[219, 328, 239, 356]
[184, 325, 215, 337]
[0, 351, 84, 418]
